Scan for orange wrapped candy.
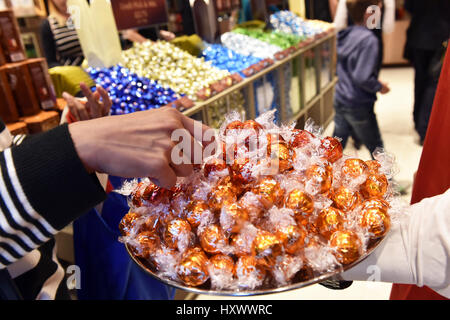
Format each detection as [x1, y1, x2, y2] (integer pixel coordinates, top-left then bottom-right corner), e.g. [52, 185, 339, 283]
[199, 224, 228, 254]
[253, 230, 283, 268]
[204, 158, 228, 178]
[285, 189, 314, 214]
[341, 158, 369, 179]
[163, 218, 192, 249]
[130, 231, 161, 260]
[177, 247, 210, 287]
[236, 255, 265, 281]
[141, 214, 161, 233]
[332, 186, 362, 212]
[229, 158, 254, 185]
[362, 198, 390, 213]
[208, 177, 239, 212]
[185, 201, 208, 228]
[276, 224, 307, 254]
[140, 183, 172, 206]
[289, 129, 315, 149]
[306, 164, 333, 195]
[269, 142, 293, 173]
[221, 203, 250, 234]
[209, 254, 236, 275]
[360, 206, 391, 238]
[230, 233, 249, 257]
[252, 177, 285, 209]
[320, 137, 343, 163]
[361, 174, 388, 199]
[119, 211, 141, 236]
[315, 207, 345, 239]
[329, 230, 362, 265]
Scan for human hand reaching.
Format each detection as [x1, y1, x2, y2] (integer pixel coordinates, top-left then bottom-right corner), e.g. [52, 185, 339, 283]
[62, 83, 112, 122]
[68, 107, 215, 189]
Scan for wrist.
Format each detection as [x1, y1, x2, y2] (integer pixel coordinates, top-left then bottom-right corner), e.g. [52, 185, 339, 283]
[68, 121, 96, 174]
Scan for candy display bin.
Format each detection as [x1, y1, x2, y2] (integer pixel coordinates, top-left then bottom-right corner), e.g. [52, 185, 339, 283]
[183, 30, 337, 130]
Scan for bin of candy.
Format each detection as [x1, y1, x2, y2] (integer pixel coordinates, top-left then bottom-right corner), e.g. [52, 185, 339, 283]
[118, 111, 406, 296]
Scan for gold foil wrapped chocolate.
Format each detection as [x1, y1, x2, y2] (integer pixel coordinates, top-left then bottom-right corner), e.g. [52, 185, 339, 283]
[320, 137, 343, 163]
[360, 206, 391, 238]
[221, 203, 250, 234]
[289, 129, 315, 149]
[306, 164, 333, 195]
[285, 189, 314, 214]
[199, 224, 228, 254]
[185, 201, 208, 228]
[177, 247, 210, 287]
[332, 186, 362, 212]
[341, 158, 369, 179]
[119, 211, 141, 236]
[236, 255, 265, 281]
[252, 177, 285, 209]
[361, 174, 389, 199]
[329, 230, 362, 265]
[209, 254, 236, 275]
[130, 231, 161, 260]
[163, 218, 192, 249]
[315, 207, 345, 239]
[276, 225, 307, 254]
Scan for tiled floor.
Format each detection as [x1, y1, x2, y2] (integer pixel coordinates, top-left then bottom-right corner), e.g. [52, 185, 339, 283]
[195, 67, 423, 300]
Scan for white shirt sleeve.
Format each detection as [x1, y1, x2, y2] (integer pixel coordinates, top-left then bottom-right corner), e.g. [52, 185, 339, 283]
[333, 0, 348, 31]
[382, 0, 396, 34]
[341, 188, 450, 298]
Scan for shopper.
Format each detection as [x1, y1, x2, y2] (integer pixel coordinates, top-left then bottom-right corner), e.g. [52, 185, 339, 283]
[40, 0, 84, 68]
[334, 0, 394, 84]
[0, 103, 211, 299]
[333, 0, 390, 155]
[0, 84, 112, 300]
[403, 0, 450, 145]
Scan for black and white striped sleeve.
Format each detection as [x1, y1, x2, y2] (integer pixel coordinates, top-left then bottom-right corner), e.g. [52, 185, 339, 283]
[0, 123, 107, 268]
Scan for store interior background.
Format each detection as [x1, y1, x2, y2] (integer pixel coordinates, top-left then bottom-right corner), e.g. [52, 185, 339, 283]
[0, 0, 430, 300]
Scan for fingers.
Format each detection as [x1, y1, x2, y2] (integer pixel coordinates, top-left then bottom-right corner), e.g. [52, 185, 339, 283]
[175, 109, 216, 148]
[80, 82, 102, 119]
[96, 85, 112, 116]
[63, 92, 81, 122]
[150, 161, 178, 189]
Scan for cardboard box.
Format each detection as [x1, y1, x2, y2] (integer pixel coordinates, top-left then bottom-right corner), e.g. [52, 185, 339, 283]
[20, 110, 60, 134]
[0, 65, 19, 123]
[6, 121, 28, 135]
[26, 58, 57, 110]
[0, 10, 26, 63]
[4, 61, 41, 117]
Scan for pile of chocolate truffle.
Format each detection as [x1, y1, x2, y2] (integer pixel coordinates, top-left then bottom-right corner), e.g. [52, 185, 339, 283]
[119, 111, 401, 292]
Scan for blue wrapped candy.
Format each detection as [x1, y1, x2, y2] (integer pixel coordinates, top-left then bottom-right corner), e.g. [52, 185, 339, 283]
[201, 43, 262, 77]
[86, 65, 181, 116]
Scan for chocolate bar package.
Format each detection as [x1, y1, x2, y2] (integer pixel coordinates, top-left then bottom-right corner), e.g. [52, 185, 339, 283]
[0, 65, 19, 123]
[4, 61, 41, 117]
[26, 58, 57, 110]
[0, 10, 26, 63]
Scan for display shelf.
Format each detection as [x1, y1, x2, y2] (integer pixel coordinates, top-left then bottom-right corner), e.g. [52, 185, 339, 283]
[183, 31, 337, 130]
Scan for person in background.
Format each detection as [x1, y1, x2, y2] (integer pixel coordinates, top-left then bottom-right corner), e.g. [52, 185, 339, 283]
[403, 0, 450, 145]
[40, 0, 84, 68]
[333, 0, 390, 155]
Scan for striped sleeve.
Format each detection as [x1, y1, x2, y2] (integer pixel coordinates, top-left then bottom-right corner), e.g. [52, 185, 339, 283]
[0, 124, 107, 268]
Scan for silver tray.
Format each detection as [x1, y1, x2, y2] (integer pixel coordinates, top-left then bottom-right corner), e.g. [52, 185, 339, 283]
[125, 236, 385, 297]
